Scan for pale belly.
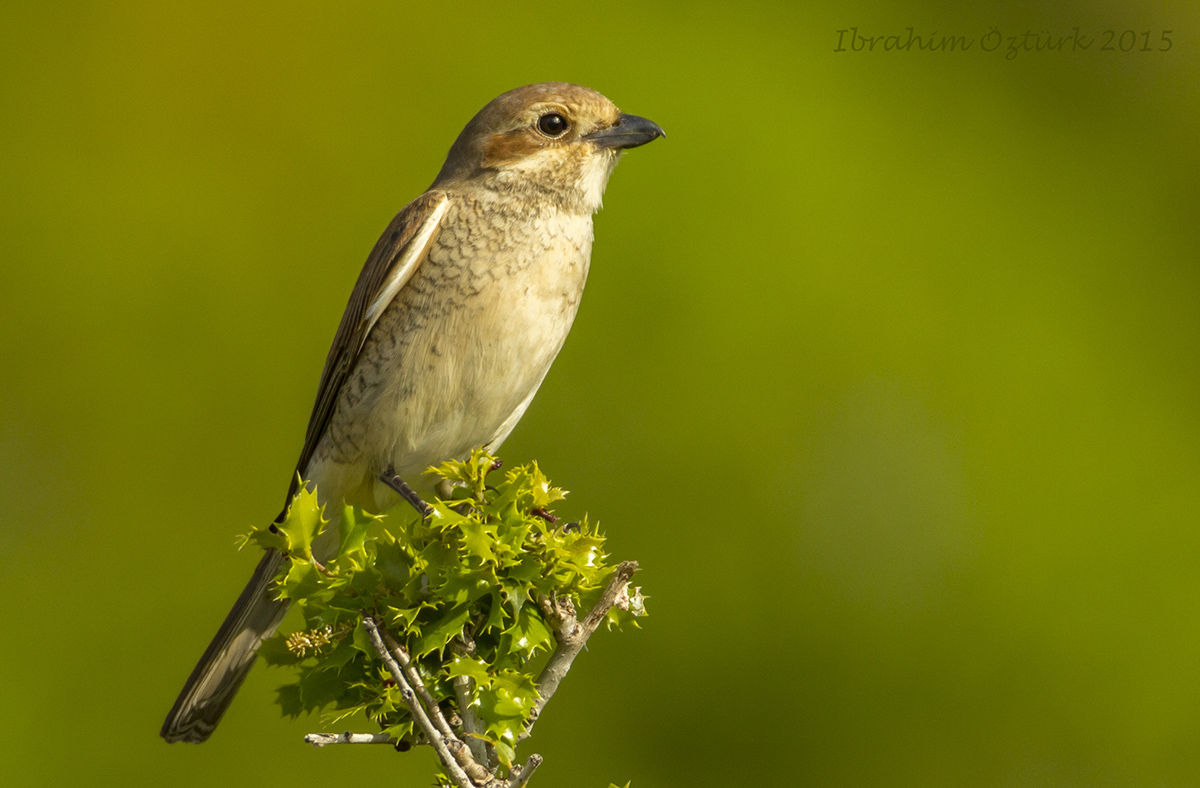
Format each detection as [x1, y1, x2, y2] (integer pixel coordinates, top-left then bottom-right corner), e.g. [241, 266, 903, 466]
[305, 202, 593, 512]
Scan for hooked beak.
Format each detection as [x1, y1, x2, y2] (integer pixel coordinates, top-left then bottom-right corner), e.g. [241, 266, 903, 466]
[584, 113, 666, 150]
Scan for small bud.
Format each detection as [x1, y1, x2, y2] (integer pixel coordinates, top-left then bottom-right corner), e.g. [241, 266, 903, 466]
[630, 586, 647, 616]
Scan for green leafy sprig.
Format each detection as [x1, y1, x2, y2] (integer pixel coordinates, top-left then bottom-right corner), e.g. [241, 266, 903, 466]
[240, 449, 645, 786]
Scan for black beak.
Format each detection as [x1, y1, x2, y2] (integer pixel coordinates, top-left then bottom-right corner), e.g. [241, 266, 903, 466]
[584, 113, 665, 150]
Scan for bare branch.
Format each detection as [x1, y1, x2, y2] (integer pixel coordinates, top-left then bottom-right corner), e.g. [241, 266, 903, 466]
[361, 615, 477, 788]
[450, 636, 493, 768]
[507, 754, 544, 788]
[280, 452, 646, 788]
[520, 561, 638, 742]
[378, 628, 456, 739]
[377, 627, 494, 781]
[453, 674, 490, 767]
[373, 618, 496, 782]
[304, 731, 396, 747]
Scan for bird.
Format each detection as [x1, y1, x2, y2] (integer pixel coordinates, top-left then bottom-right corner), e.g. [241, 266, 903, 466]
[160, 82, 663, 743]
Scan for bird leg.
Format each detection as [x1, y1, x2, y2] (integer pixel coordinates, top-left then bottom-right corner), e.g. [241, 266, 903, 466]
[380, 470, 434, 518]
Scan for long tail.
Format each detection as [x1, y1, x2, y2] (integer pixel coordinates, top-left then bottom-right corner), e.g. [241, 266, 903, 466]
[161, 548, 290, 743]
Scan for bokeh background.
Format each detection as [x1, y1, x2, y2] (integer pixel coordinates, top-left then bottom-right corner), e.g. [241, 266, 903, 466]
[3, 1, 1198, 786]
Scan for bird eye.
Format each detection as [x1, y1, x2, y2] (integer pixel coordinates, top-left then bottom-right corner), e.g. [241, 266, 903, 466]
[536, 113, 569, 138]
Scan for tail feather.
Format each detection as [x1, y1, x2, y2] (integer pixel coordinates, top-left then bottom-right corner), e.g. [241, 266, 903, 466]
[161, 548, 290, 743]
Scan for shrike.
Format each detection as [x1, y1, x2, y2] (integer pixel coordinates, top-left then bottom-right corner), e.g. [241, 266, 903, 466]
[161, 82, 663, 743]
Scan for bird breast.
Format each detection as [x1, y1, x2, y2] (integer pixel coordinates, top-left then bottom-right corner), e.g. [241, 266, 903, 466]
[316, 194, 594, 502]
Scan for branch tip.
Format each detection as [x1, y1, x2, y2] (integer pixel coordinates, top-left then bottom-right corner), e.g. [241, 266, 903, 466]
[520, 561, 640, 743]
[508, 753, 544, 788]
[303, 731, 396, 748]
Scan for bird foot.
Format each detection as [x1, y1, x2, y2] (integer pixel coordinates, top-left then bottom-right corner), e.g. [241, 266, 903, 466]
[380, 470, 434, 518]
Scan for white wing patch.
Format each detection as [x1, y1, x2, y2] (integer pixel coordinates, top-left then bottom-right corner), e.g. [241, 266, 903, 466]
[361, 195, 450, 349]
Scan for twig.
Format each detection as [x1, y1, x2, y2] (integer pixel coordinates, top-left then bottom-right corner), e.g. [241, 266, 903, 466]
[304, 731, 396, 747]
[361, 615, 477, 788]
[450, 636, 492, 767]
[453, 676, 490, 766]
[301, 541, 639, 788]
[310, 556, 337, 578]
[378, 628, 457, 740]
[519, 561, 638, 742]
[507, 754, 544, 787]
[377, 628, 494, 781]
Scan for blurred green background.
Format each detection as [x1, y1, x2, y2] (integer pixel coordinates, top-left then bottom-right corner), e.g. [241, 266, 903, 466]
[3, 1, 1198, 785]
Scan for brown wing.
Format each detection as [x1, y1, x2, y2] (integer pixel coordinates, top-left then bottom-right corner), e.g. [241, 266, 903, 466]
[281, 189, 450, 507]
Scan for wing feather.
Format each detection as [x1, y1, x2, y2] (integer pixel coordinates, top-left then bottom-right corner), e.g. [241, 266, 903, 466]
[282, 190, 449, 506]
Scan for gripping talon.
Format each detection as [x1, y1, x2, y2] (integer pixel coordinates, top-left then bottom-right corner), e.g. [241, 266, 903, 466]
[380, 470, 434, 518]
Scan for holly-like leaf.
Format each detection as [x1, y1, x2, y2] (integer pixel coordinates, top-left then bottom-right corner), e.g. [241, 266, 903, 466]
[482, 590, 507, 633]
[276, 683, 303, 718]
[237, 522, 287, 553]
[446, 655, 493, 687]
[280, 558, 324, 602]
[460, 519, 498, 564]
[438, 567, 495, 608]
[295, 663, 346, 714]
[412, 605, 471, 658]
[257, 450, 643, 787]
[374, 536, 414, 594]
[502, 605, 555, 661]
[314, 638, 360, 672]
[276, 481, 328, 559]
[336, 504, 378, 564]
[382, 719, 414, 743]
[477, 670, 538, 744]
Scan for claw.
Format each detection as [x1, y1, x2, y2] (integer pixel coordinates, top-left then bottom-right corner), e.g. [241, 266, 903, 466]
[379, 470, 434, 518]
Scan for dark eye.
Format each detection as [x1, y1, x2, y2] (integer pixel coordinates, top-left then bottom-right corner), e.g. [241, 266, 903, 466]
[536, 113, 569, 137]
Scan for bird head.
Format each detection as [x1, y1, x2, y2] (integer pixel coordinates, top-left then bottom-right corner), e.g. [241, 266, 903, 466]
[434, 82, 664, 214]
